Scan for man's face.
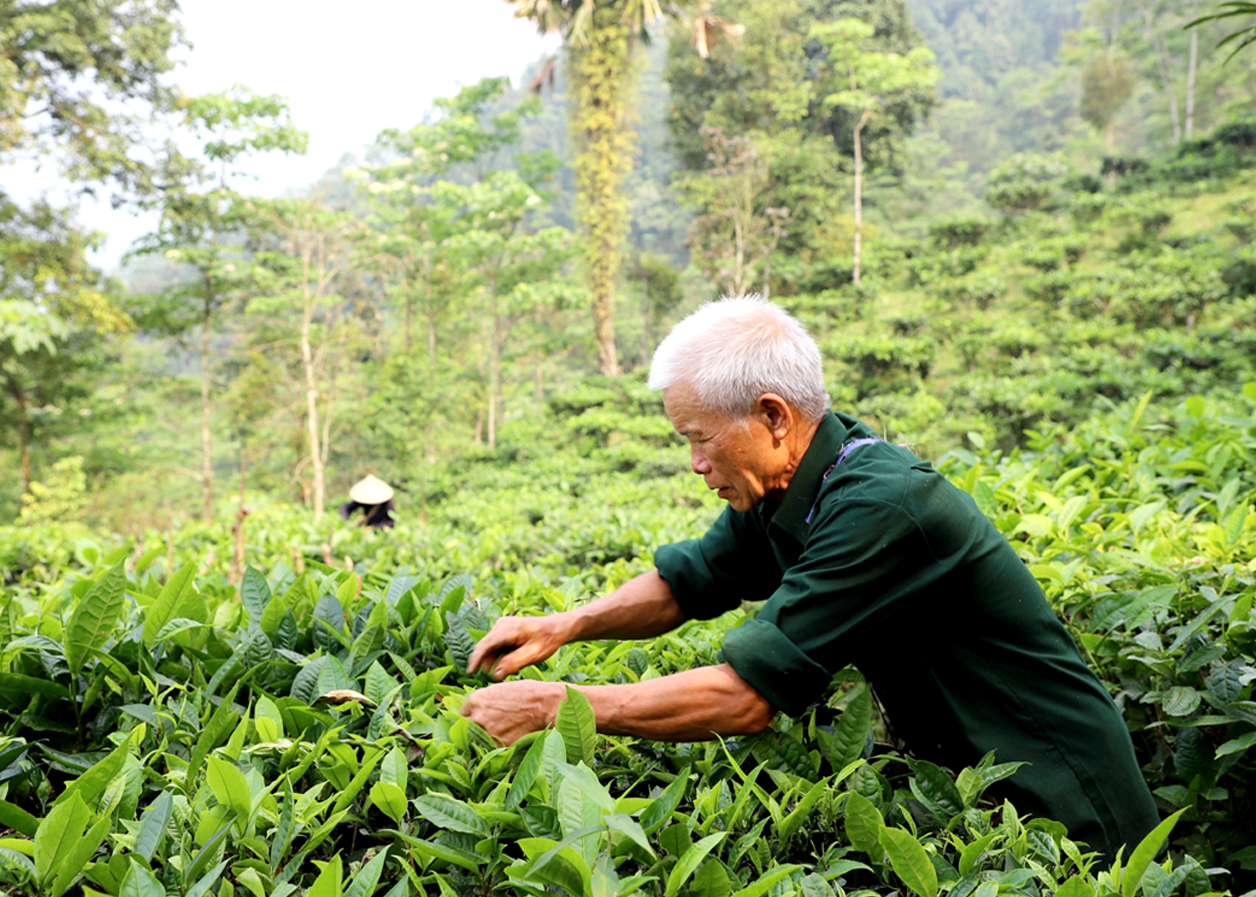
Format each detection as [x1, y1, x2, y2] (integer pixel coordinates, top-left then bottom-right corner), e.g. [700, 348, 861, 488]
[664, 382, 786, 513]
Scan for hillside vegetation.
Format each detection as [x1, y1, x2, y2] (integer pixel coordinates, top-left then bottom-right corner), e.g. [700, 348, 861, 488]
[3, 0, 1256, 894]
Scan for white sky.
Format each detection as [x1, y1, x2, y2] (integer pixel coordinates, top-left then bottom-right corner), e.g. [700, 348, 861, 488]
[4, 0, 559, 270]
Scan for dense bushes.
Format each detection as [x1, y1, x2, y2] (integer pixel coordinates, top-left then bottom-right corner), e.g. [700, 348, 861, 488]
[0, 389, 1253, 896]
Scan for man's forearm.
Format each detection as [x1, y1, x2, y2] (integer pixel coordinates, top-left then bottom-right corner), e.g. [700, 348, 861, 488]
[460, 662, 775, 745]
[560, 569, 688, 642]
[575, 663, 773, 741]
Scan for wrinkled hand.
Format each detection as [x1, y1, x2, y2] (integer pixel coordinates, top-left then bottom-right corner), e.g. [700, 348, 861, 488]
[459, 680, 566, 746]
[467, 615, 572, 679]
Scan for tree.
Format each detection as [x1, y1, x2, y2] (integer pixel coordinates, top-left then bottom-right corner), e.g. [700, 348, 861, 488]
[0, 195, 129, 494]
[508, 0, 726, 375]
[1, 0, 185, 194]
[1081, 51, 1136, 153]
[666, 0, 930, 295]
[131, 86, 307, 522]
[361, 78, 530, 360]
[247, 197, 365, 522]
[436, 172, 573, 447]
[812, 18, 939, 283]
[677, 128, 794, 297]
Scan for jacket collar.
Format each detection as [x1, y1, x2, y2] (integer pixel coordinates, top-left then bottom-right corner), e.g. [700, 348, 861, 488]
[764, 411, 850, 544]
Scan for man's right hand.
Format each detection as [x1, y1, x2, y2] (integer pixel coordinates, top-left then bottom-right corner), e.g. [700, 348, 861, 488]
[467, 614, 573, 680]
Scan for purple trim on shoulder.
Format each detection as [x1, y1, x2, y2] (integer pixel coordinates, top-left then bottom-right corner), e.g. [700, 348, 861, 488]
[803, 437, 882, 524]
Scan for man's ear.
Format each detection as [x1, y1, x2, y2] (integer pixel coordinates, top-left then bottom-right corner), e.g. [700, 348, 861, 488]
[756, 393, 793, 440]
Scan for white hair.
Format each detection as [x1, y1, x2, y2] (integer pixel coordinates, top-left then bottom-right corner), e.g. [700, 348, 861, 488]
[647, 294, 829, 421]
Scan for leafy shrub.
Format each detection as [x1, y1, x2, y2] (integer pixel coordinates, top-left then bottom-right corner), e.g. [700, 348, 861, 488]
[934, 272, 1007, 310]
[826, 333, 937, 397]
[927, 216, 992, 248]
[1023, 269, 1074, 304]
[905, 246, 987, 286]
[0, 392, 1254, 895]
[985, 153, 1071, 212]
[18, 456, 88, 525]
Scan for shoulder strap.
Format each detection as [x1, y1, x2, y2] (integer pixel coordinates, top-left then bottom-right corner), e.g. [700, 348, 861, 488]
[804, 437, 882, 524]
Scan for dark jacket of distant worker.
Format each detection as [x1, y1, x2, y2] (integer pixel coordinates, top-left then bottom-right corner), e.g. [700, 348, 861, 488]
[461, 295, 1160, 860]
[340, 474, 396, 530]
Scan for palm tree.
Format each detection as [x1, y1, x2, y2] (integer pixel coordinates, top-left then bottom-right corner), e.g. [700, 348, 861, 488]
[508, 0, 740, 376]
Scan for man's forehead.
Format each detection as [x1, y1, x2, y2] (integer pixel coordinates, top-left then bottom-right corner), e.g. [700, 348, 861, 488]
[663, 382, 705, 416]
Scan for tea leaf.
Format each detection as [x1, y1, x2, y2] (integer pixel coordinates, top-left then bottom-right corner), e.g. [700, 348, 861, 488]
[308, 855, 343, 897]
[34, 792, 90, 885]
[134, 791, 173, 861]
[727, 863, 803, 897]
[880, 826, 938, 897]
[506, 734, 547, 811]
[1216, 730, 1256, 758]
[604, 812, 655, 858]
[1122, 809, 1186, 897]
[555, 685, 597, 767]
[206, 755, 252, 820]
[64, 560, 128, 674]
[370, 782, 407, 824]
[665, 831, 726, 897]
[909, 758, 965, 822]
[843, 791, 884, 856]
[1055, 876, 1095, 897]
[240, 565, 271, 630]
[778, 779, 826, 843]
[826, 686, 872, 772]
[119, 864, 166, 897]
[143, 563, 196, 648]
[412, 794, 491, 837]
[641, 773, 688, 835]
[344, 847, 389, 897]
[1160, 686, 1203, 717]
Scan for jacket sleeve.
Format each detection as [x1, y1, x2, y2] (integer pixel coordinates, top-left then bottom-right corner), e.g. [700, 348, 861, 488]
[653, 506, 783, 621]
[722, 498, 929, 715]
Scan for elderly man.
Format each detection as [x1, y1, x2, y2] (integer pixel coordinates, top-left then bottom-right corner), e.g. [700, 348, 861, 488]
[461, 296, 1159, 859]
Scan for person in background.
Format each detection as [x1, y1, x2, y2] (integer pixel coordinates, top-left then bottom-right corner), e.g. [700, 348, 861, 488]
[340, 474, 396, 529]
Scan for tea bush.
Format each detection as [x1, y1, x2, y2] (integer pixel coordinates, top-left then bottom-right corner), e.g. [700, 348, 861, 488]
[0, 389, 1253, 896]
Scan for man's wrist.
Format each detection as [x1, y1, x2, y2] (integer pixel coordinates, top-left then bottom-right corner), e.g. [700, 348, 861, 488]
[538, 681, 569, 728]
[556, 607, 589, 643]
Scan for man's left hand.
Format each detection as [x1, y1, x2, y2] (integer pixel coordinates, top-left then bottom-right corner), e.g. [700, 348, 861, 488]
[459, 680, 566, 746]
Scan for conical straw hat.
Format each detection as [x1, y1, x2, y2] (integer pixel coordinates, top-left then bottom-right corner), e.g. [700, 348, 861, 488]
[349, 474, 394, 505]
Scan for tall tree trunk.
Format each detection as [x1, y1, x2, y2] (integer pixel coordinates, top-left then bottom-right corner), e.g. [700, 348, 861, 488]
[487, 285, 501, 449]
[852, 111, 869, 285]
[1185, 0, 1198, 139]
[200, 299, 213, 522]
[320, 309, 343, 476]
[569, 5, 634, 377]
[300, 247, 325, 522]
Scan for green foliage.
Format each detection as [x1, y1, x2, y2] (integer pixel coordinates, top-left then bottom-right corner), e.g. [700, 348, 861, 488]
[18, 456, 87, 525]
[1, 388, 1254, 894]
[0, 0, 185, 191]
[985, 153, 1072, 212]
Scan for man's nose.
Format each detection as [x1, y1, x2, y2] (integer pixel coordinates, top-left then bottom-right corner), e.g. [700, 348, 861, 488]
[690, 445, 712, 474]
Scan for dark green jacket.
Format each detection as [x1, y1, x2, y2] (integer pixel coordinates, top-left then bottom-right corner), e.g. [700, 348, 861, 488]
[654, 411, 1159, 859]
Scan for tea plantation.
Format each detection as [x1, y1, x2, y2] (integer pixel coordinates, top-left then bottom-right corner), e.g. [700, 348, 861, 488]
[0, 387, 1252, 897]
